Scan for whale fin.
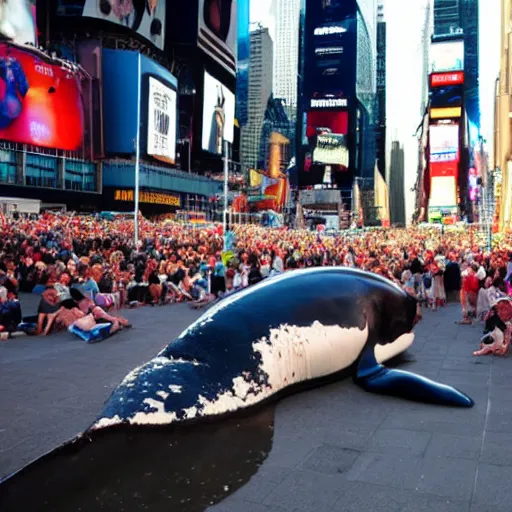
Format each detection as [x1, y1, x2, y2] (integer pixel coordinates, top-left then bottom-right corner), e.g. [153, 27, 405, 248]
[353, 345, 474, 408]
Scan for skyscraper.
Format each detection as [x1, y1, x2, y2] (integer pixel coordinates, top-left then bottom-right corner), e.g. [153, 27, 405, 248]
[389, 140, 406, 225]
[241, 26, 274, 171]
[273, 0, 301, 119]
[376, 1, 386, 181]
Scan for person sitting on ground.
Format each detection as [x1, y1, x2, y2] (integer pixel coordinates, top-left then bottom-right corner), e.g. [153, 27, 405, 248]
[43, 289, 131, 341]
[0, 286, 22, 340]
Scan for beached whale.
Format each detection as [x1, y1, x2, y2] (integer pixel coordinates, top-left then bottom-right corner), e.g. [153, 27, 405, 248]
[92, 267, 474, 430]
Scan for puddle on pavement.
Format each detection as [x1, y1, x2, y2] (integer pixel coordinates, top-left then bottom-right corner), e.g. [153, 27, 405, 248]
[0, 406, 275, 512]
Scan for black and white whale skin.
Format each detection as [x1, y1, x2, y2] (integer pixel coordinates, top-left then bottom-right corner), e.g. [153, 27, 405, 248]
[92, 268, 474, 430]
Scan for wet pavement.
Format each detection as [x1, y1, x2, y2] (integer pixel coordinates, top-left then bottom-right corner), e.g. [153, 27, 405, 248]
[1, 296, 511, 511]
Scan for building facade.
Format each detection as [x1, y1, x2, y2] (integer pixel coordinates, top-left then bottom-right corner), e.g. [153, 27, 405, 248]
[241, 27, 274, 171]
[298, 0, 377, 201]
[376, 1, 386, 182]
[273, 0, 301, 118]
[389, 140, 406, 225]
[495, 0, 512, 231]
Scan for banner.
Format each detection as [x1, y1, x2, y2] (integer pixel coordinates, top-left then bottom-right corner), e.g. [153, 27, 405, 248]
[56, 0, 166, 50]
[430, 107, 462, 119]
[114, 189, 181, 207]
[198, 0, 237, 76]
[147, 77, 177, 164]
[0, 43, 85, 151]
[0, 0, 37, 46]
[313, 134, 349, 166]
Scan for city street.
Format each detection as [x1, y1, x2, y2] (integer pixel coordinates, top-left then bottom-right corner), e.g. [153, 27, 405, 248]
[1, 297, 511, 511]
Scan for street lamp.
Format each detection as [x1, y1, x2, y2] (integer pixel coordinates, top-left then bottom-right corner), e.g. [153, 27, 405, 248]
[134, 52, 142, 248]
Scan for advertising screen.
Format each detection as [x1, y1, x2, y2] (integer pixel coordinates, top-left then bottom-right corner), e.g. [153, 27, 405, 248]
[313, 134, 349, 166]
[147, 77, 177, 165]
[0, 0, 37, 45]
[430, 41, 464, 73]
[430, 71, 464, 87]
[429, 124, 459, 160]
[202, 71, 235, 154]
[430, 84, 463, 109]
[303, 0, 357, 105]
[56, 0, 166, 50]
[429, 176, 457, 208]
[430, 107, 462, 119]
[198, 0, 238, 76]
[0, 43, 84, 151]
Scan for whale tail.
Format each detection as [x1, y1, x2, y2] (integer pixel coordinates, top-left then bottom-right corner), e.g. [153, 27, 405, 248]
[354, 346, 474, 408]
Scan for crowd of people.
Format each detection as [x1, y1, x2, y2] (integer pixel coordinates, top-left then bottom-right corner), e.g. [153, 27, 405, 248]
[0, 211, 511, 352]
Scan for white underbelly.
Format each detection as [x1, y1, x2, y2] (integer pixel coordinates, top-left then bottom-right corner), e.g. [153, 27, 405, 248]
[253, 321, 369, 391]
[375, 332, 415, 363]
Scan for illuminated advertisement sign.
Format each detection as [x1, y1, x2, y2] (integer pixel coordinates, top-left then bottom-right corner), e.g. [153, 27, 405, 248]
[430, 85, 463, 109]
[198, 0, 238, 76]
[0, 0, 37, 46]
[0, 43, 85, 151]
[313, 134, 349, 166]
[430, 41, 464, 73]
[429, 176, 457, 208]
[147, 77, 177, 164]
[430, 72, 464, 87]
[202, 71, 235, 154]
[430, 107, 462, 119]
[114, 189, 181, 207]
[306, 110, 349, 138]
[304, 1, 356, 105]
[429, 124, 459, 160]
[310, 98, 348, 109]
[56, 0, 166, 50]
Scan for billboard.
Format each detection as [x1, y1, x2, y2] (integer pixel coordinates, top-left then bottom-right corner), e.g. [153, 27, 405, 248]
[430, 41, 464, 73]
[235, 0, 250, 127]
[429, 124, 459, 160]
[102, 49, 178, 157]
[0, 43, 85, 151]
[147, 77, 177, 164]
[56, 0, 166, 50]
[430, 85, 463, 109]
[0, 0, 37, 46]
[198, 0, 238, 76]
[202, 71, 235, 154]
[429, 176, 457, 208]
[303, 2, 357, 105]
[430, 107, 462, 119]
[313, 134, 349, 166]
[430, 71, 464, 87]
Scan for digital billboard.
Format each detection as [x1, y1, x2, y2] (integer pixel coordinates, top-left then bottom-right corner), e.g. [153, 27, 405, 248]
[429, 176, 457, 208]
[202, 71, 235, 154]
[198, 0, 238, 76]
[303, 1, 357, 105]
[56, 0, 166, 50]
[102, 49, 178, 157]
[430, 71, 464, 87]
[147, 77, 177, 165]
[430, 41, 464, 73]
[0, 0, 37, 46]
[313, 134, 349, 166]
[430, 107, 462, 119]
[0, 43, 85, 151]
[430, 84, 463, 109]
[235, 0, 250, 127]
[429, 124, 459, 161]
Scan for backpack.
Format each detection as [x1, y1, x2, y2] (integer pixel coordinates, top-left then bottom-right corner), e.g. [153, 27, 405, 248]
[423, 273, 432, 289]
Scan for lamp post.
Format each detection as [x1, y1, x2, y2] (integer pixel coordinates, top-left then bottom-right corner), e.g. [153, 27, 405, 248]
[134, 52, 141, 248]
[223, 139, 229, 249]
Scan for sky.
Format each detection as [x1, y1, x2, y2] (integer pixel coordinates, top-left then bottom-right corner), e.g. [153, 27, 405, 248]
[250, 0, 501, 223]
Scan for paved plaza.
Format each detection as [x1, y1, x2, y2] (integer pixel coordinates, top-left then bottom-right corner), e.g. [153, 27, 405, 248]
[1, 296, 511, 511]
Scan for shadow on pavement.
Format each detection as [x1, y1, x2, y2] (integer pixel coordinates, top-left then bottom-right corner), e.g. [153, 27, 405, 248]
[0, 407, 275, 512]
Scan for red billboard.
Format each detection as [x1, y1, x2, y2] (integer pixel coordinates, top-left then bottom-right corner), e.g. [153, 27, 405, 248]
[430, 71, 464, 87]
[0, 43, 85, 151]
[306, 110, 348, 137]
[430, 159, 459, 178]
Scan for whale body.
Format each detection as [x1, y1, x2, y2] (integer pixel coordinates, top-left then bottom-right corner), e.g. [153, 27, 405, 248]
[93, 267, 473, 430]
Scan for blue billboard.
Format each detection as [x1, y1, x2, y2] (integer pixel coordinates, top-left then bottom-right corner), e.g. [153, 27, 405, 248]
[102, 50, 178, 159]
